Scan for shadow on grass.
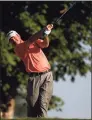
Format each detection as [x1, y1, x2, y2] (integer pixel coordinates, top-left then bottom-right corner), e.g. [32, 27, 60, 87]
[0, 118, 91, 120]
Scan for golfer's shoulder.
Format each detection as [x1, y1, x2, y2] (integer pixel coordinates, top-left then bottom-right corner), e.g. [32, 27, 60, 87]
[14, 41, 27, 57]
[15, 40, 26, 50]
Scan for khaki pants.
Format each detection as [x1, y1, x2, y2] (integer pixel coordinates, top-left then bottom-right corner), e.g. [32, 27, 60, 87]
[26, 71, 53, 117]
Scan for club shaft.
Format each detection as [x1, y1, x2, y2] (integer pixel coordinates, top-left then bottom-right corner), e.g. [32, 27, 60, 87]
[52, 2, 76, 24]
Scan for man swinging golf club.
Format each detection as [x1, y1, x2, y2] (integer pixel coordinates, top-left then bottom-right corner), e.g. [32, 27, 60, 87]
[7, 24, 53, 117]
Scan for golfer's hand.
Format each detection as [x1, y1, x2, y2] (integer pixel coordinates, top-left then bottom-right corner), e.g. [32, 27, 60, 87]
[43, 24, 53, 36]
[46, 24, 53, 31]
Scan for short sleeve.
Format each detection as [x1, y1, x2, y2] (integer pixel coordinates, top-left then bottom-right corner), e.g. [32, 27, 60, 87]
[36, 39, 44, 48]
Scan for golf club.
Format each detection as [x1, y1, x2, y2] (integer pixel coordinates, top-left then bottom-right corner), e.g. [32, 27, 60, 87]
[51, 1, 77, 25]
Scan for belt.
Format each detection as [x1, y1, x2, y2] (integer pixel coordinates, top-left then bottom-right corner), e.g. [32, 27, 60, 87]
[28, 69, 51, 76]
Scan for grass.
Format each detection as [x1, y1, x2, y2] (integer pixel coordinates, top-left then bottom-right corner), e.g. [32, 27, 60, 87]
[0, 118, 91, 120]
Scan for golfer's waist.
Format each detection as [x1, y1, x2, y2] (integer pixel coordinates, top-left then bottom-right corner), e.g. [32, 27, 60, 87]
[28, 69, 51, 76]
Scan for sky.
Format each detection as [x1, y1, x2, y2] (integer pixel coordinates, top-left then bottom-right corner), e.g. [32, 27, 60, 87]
[48, 72, 91, 119]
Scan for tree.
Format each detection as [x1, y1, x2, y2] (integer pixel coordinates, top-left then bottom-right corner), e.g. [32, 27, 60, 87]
[0, 1, 91, 118]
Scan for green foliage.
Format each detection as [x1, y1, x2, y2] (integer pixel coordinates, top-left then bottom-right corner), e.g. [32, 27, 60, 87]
[0, 32, 20, 73]
[0, 1, 91, 112]
[3, 83, 10, 92]
[19, 11, 47, 34]
[48, 95, 64, 111]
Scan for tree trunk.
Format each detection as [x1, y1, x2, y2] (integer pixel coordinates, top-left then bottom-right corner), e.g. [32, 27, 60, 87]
[1, 98, 15, 119]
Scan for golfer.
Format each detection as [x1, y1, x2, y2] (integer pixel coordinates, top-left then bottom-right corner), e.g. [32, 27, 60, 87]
[7, 24, 53, 117]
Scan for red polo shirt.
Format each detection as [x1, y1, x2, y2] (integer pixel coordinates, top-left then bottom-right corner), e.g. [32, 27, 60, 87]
[14, 39, 50, 72]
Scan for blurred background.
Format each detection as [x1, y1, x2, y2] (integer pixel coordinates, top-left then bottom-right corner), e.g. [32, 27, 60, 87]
[0, 1, 91, 119]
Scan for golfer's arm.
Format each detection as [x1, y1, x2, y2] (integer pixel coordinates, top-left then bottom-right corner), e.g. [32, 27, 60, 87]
[27, 29, 44, 44]
[42, 35, 49, 48]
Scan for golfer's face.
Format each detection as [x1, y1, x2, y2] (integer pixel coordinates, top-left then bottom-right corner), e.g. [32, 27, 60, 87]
[9, 34, 21, 45]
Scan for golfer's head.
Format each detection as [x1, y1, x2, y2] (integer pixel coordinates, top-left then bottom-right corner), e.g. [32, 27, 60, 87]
[7, 30, 21, 45]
